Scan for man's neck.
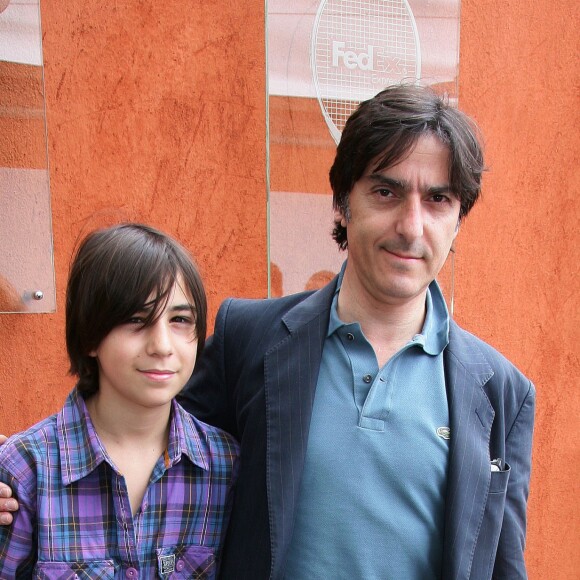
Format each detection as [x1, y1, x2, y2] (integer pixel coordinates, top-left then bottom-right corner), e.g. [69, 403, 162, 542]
[337, 276, 427, 367]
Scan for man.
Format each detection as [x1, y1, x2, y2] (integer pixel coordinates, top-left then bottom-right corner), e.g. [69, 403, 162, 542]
[1, 85, 535, 579]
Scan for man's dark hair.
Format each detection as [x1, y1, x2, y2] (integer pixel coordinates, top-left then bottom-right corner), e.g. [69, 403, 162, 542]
[330, 84, 485, 249]
[66, 223, 207, 397]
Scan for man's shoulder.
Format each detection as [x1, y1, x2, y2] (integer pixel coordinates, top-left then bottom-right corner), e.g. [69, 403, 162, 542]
[217, 279, 337, 330]
[448, 320, 534, 395]
[222, 289, 316, 317]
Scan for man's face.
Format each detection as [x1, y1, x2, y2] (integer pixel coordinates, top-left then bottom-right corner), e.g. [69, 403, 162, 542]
[336, 133, 460, 308]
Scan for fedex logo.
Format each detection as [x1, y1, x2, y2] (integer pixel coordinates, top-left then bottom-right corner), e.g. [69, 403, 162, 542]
[332, 41, 374, 70]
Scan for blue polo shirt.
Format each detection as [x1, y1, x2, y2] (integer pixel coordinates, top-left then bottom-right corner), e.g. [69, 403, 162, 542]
[284, 266, 450, 579]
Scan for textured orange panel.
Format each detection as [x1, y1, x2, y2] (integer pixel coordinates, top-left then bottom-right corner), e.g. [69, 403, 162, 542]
[0, 61, 47, 168]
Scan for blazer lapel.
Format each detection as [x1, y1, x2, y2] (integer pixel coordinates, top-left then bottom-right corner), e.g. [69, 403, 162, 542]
[264, 280, 337, 579]
[442, 322, 495, 579]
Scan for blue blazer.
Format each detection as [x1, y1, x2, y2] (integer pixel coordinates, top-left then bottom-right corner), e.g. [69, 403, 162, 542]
[179, 278, 535, 579]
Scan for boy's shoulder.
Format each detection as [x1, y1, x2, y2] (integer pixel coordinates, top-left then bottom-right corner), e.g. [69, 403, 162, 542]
[0, 388, 87, 483]
[173, 400, 239, 465]
[0, 412, 59, 485]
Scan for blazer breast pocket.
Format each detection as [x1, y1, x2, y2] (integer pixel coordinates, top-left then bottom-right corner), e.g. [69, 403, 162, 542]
[471, 461, 511, 579]
[489, 461, 511, 494]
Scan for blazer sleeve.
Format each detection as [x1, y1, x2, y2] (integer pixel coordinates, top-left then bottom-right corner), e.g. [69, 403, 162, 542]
[493, 380, 536, 579]
[178, 298, 238, 437]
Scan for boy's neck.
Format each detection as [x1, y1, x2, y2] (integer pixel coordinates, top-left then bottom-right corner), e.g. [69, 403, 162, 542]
[85, 393, 173, 517]
[85, 392, 171, 446]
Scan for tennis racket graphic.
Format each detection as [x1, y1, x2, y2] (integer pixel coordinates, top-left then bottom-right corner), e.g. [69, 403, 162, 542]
[312, 0, 421, 143]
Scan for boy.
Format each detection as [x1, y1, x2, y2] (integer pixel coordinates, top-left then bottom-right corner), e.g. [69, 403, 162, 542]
[0, 223, 239, 578]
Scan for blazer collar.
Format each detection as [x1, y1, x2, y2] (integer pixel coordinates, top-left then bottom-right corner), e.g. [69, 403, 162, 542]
[280, 276, 338, 335]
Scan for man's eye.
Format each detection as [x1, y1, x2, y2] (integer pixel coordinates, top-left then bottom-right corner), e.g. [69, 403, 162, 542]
[431, 194, 449, 203]
[127, 316, 145, 325]
[376, 188, 394, 197]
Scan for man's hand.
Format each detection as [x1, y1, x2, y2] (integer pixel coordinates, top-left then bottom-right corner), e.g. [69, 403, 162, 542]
[0, 434, 18, 524]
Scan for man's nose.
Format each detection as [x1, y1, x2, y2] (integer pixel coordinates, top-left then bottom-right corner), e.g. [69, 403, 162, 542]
[395, 197, 424, 239]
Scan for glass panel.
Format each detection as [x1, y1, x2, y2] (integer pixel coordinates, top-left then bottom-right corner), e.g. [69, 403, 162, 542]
[267, 0, 460, 308]
[0, 0, 55, 313]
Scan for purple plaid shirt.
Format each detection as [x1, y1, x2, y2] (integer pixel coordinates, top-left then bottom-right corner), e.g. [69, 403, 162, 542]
[0, 388, 239, 579]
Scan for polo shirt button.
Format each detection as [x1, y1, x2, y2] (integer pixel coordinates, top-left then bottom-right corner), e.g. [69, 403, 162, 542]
[346, 333, 355, 341]
[363, 374, 372, 383]
[176, 559, 185, 571]
[126, 568, 138, 578]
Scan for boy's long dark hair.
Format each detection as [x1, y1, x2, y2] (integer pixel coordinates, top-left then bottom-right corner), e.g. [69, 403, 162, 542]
[66, 223, 207, 397]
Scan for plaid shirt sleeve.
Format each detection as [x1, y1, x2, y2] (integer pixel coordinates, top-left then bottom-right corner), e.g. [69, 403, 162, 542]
[0, 446, 39, 577]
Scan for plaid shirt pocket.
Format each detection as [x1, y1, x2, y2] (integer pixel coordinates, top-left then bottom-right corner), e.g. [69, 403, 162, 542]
[156, 545, 215, 579]
[33, 560, 115, 579]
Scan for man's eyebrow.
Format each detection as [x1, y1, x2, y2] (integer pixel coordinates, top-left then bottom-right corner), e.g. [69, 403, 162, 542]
[367, 174, 406, 189]
[366, 173, 453, 195]
[428, 184, 455, 195]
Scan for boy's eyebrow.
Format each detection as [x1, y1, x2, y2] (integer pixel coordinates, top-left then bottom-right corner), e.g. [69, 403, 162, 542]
[135, 303, 194, 314]
[169, 304, 195, 313]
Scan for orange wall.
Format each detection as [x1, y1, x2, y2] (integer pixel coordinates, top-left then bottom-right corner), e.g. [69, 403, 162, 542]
[458, 2, 579, 576]
[0, 1, 577, 577]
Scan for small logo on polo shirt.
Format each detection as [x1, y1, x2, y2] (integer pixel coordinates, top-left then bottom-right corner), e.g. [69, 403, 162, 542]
[158, 554, 175, 575]
[437, 426, 451, 440]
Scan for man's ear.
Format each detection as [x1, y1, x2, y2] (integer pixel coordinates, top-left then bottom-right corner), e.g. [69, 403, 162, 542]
[334, 207, 347, 228]
[450, 220, 460, 253]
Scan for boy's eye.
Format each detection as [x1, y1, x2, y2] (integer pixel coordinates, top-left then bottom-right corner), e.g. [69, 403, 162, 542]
[126, 315, 146, 325]
[172, 315, 191, 324]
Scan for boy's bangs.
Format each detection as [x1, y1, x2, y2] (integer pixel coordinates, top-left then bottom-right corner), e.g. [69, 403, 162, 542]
[113, 254, 181, 327]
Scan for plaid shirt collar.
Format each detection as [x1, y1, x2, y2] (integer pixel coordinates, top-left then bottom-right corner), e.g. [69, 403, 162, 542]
[56, 388, 209, 486]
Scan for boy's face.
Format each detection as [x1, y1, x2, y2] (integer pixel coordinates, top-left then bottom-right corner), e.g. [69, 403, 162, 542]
[90, 276, 198, 411]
